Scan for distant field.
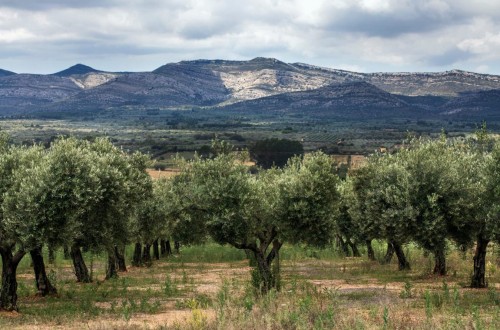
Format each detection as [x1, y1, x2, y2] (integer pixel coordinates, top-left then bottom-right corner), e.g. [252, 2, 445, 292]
[146, 168, 180, 179]
[331, 154, 367, 170]
[0, 115, 484, 159]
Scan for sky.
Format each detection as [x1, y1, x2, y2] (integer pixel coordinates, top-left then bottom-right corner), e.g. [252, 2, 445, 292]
[1, 0, 500, 74]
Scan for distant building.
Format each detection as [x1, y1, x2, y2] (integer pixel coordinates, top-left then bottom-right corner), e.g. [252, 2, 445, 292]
[378, 146, 388, 153]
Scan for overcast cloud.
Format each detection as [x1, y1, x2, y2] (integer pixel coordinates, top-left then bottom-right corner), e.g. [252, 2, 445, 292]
[1, 0, 500, 74]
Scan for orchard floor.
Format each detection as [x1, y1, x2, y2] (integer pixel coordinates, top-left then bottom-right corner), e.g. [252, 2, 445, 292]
[2, 243, 500, 329]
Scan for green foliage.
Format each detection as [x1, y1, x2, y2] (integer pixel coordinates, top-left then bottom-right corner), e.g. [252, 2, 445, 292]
[346, 137, 484, 267]
[249, 138, 304, 169]
[133, 179, 169, 245]
[278, 152, 340, 247]
[3, 137, 153, 253]
[166, 146, 340, 292]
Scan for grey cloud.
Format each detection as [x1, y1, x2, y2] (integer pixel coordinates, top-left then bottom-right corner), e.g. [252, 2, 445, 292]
[321, 5, 459, 38]
[176, 20, 237, 40]
[2, 0, 500, 74]
[329, 14, 448, 37]
[47, 38, 169, 57]
[426, 48, 474, 66]
[0, 0, 118, 10]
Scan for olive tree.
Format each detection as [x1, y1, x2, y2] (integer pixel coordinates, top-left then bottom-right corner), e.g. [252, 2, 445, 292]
[337, 180, 369, 258]
[396, 138, 482, 275]
[472, 137, 499, 287]
[174, 151, 340, 293]
[346, 154, 413, 270]
[132, 179, 171, 266]
[348, 137, 484, 275]
[5, 137, 152, 285]
[0, 143, 46, 310]
[81, 138, 152, 280]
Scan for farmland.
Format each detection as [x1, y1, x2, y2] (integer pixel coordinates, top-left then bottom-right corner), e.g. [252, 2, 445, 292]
[0, 110, 478, 159]
[0, 115, 497, 329]
[2, 243, 500, 329]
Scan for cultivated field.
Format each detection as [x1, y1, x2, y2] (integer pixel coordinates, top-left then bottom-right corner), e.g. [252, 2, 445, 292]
[2, 243, 500, 329]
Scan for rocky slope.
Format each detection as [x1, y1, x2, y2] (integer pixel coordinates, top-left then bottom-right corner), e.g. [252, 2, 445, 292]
[1, 58, 500, 119]
[223, 81, 420, 119]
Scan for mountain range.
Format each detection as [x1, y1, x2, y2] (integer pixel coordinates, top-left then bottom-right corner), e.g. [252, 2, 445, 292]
[1, 57, 500, 120]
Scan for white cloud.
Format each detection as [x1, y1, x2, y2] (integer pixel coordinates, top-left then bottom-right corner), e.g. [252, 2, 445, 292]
[0, 0, 500, 74]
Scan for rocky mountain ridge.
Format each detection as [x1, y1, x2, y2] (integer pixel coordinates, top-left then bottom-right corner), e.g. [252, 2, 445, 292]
[1, 57, 500, 119]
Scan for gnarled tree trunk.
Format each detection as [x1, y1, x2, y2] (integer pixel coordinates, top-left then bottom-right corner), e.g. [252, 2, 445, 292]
[48, 246, 55, 264]
[153, 239, 160, 260]
[336, 234, 350, 256]
[132, 242, 142, 266]
[70, 245, 91, 283]
[105, 249, 118, 280]
[30, 247, 57, 296]
[248, 238, 283, 294]
[142, 243, 152, 266]
[348, 240, 361, 257]
[392, 241, 410, 270]
[174, 241, 180, 254]
[382, 241, 395, 264]
[366, 240, 376, 261]
[160, 239, 167, 256]
[165, 240, 172, 256]
[471, 234, 489, 288]
[254, 250, 273, 293]
[0, 246, 25, 311]
[433, 248, 447, 276]
[115, 246, 127, 272]
[63, 245, 70, 260]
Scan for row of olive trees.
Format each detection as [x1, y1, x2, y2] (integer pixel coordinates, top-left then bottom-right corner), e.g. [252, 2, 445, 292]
[0, 136, 152, 311]
[4, 133, 498, 310]
[161, 134, 500, 292]
[343, 132, 499, 288]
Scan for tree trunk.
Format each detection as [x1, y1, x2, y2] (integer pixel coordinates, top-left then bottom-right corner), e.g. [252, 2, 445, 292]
[30, 247, 57, 296]
[245, 249, 257, 266]
[165, 240, 172, 255]
[433, 248, 447, 276]
[250, 239, 283, 294]
[132, 242, 142, 267]
[63, 245, 70, 260]
[105, 249, 118, 280]
[382, 241, 395, 264]
[366, 240, 376, 261]
[254, 250, 273, 294]
[174, 241, 180, 254]
[392, 241, 410, 270]
[48, 246, 55, 264]
[270, 240, 282, 291]
[471, 234, 489, 288]
[115, 246, 127, 272]
[348, 240, 361, 257]
[160, 239, 167, 256]
[142, 243, 152, 266]
[0, 247, 25, 311]
[153, 239, 160, 260]
[70, 245, 91, 283]
[336, 234, 350, 256]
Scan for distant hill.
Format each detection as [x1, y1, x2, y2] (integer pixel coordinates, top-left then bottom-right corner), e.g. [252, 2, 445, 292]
[0, 69, 16, 77]
[2, 57, 500, 121]
[53, 64, 102, 77]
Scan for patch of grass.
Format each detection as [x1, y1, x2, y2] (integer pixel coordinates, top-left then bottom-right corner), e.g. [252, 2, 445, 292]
[166, 243, 247, 263]
[3, 243, 500, 329]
